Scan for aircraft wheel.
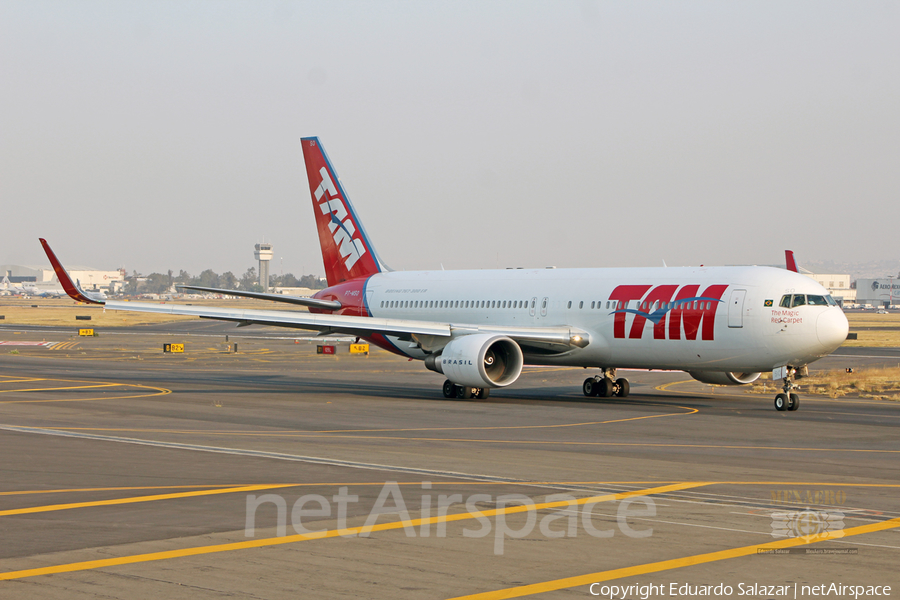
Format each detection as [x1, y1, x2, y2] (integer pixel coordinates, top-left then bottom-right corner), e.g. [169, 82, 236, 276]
[443, 380, 457, 398]
[477, 388, 490, 399]
[583, 378, 599, 397]
[615, 378, 630, 398]
[598, 377, 614, 398]
[457, 386, 474, 400]
[787, 393, 800, 411]
[774, 393, 788, 411]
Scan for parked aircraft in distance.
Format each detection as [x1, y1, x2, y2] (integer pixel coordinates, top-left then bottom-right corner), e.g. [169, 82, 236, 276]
[0, 275, 17, 296]
[20, 284, 67, 298]
[41, 137, 849, 411]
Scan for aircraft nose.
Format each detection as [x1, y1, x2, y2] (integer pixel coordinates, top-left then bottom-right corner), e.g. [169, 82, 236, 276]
[817, 309, 849, 352]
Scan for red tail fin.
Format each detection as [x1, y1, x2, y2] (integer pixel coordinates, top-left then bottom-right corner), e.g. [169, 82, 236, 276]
[785, 250, 799, 273]
[301, 137, 383, 286]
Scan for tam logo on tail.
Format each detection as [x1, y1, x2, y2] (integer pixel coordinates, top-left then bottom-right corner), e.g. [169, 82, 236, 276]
[302, 138, 382, 286]
[313, 166, 367, 270]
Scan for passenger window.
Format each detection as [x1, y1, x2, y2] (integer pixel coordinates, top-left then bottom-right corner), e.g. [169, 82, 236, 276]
[792, 294, 806, 307]
[807, 295, 827, 306]
[567, 301, 572, 309]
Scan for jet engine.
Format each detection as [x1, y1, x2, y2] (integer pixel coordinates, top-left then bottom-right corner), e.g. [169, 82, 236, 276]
[687, 371, 761, 386]
[424, 334, 524, 388]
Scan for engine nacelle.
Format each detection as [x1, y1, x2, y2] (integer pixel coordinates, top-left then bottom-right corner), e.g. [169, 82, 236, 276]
[687, 371, 762, 386]
[424, 334, 524, 388]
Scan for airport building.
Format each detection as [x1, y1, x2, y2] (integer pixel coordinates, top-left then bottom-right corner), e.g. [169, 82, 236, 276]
[1, 264, 125, 292]
[855, 278, 900, 307]
[802, 269, 856, 305]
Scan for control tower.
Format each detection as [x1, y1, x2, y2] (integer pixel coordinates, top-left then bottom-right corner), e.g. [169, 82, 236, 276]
[254, 243, 273, 292]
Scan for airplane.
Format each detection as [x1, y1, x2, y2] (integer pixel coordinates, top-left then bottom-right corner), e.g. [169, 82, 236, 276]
[20, 284, 68, 298]
[1, 275, 29, 296]
[40, 137, 849, 412]
[0, 275, 14, 296]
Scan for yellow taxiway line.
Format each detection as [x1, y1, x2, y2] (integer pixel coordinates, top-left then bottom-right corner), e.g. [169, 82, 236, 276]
[0, 484, 304, 517]
[446, 516, 900, 599]
[0, 482, 706, 581]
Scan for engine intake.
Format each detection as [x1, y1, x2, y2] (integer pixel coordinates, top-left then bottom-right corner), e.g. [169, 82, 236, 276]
[424, 334, 524, 388]
[687, 371, 761, 386]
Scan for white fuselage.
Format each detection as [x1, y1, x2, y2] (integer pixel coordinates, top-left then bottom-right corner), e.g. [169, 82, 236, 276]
[362, 265, 848, 372]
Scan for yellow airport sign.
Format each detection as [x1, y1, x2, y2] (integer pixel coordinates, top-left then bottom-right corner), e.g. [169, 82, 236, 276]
[350, 343, 370, 355]
[78, 329, 94, 336]
[164, 343, 185, 353]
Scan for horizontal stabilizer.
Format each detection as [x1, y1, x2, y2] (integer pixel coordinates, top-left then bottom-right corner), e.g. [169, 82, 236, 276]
[176, 285, 341, 310]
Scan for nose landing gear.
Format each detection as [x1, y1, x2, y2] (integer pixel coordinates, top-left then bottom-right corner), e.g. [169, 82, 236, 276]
[774, 368, 801, 412]
[583, 368, 629, 398]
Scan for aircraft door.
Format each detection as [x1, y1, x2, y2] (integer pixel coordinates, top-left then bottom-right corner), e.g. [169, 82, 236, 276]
[529, 297, 537, 317]
[728, 289, 746, 328]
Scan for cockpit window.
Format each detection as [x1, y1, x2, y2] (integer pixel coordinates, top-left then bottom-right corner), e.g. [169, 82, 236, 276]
[779, 294, 834, 308]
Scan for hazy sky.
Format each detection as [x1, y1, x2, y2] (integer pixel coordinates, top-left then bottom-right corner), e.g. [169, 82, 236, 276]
[2, 1, 897, 278]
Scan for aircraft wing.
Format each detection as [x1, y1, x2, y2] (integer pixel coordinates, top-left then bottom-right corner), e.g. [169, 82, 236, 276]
[40, 237, 590, 351]
[102, 300, 588, 350]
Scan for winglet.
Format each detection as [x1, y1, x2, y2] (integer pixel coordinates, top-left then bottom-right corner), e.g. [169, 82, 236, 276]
[38, 238, 105, 304]
[785, 250, 798, 273]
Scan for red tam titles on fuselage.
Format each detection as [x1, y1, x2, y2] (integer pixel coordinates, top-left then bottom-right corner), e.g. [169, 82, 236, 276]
[608, 283, 728, 341]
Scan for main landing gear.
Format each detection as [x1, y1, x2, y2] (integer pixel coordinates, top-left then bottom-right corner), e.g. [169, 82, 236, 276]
[774, 367, 800, 412]
[443, 380, 490, 400]
[583, 368, 629, 398]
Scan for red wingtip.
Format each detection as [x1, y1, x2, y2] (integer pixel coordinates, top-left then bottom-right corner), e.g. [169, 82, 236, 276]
[38, 238, 103, 304]
[785, 250, 798, 273]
